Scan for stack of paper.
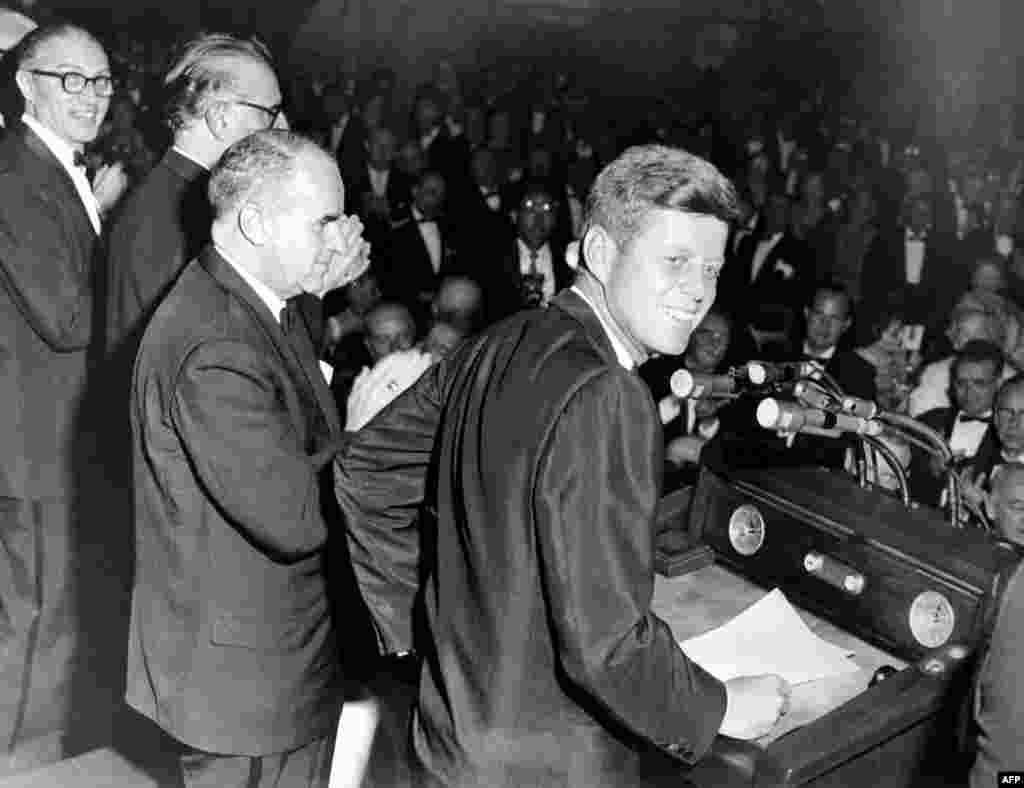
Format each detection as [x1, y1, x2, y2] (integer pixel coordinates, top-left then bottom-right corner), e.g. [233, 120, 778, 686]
[679, 588, 859, 685]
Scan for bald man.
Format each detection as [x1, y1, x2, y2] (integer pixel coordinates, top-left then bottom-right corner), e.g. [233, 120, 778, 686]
[431, 275, 482, 335]
[364, 301, 417, 363]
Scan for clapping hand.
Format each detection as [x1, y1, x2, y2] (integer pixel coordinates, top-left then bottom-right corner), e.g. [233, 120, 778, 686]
[92, 161, 129, 215]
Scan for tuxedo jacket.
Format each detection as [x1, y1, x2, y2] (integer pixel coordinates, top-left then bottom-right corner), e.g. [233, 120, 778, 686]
[858, 227, 966, 334]
[127, 246, 346, 755]
[377, 216, 459, 321]
[719, 231, 812, 334]
[335, 290, 726, 787]
[475, 237, 573, 324]
[0, 122, 102, 500]
[105, 147, 211, 361]
[908, 407, 999, 507]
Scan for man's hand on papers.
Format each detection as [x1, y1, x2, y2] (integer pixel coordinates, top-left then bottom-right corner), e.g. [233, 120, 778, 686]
[719, 674, 791, 740]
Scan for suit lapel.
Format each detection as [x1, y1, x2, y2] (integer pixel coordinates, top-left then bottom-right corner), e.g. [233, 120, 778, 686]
[283, 296, 341, 435]
[203, 248, 340, 437]
[550, 289, 624, 370]
[18, 124, 96, 246]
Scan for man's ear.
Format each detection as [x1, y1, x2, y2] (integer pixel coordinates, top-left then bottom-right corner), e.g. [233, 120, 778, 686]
[582, 225, 617, 283]
[238, 203, 267, 246]
[14, 70, 33, 108]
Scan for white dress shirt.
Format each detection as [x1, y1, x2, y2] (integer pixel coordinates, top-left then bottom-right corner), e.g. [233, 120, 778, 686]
[802, 342, 836, 361]
[413, 207, 442, 273]
[518, 239, 556, 305]
[571, 285, 634, 370]
[751, 232, 783, 282]
[368, 166, 389, 198]
[23, 113, 101, 234]
[904, 228, 926, 285]
[948, 411, 991, 459]
[216, 244, 284, 323]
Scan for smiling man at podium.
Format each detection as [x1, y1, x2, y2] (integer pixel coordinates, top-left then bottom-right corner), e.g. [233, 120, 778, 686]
[337, 144, 789, 787]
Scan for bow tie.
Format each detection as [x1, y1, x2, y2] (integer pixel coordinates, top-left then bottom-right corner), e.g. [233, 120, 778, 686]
[73, 151, 87, 169]
[956, 413, 990, 425]
[906, 230, 928, 242]
[417, 217, 438, 225]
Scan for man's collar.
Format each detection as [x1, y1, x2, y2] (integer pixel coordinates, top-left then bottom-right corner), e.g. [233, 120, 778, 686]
[571, 269, 648, 370]
[517, 238, 550, 258]
[22, 113, 79, 173]
[956, 410, 992, 423]
[170, 145, 211, 172]
[214, 243, 285, 324]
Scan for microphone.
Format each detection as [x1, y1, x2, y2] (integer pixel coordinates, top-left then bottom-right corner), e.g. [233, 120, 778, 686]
[792, 381, 834, 410]
[742, 360, 818, 386]
[670, 369, 736, 399]
[756, 398, 883, 436]
[840, 395, 879, 419]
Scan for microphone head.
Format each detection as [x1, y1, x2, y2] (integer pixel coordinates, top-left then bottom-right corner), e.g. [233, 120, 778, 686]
[746, 362, 769, 385]
[756, 398, 783, 430]
[669, 369, 695, 399]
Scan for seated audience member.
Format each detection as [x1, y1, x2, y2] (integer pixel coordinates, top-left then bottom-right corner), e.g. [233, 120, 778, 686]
[347, 125, 411, 244]
[909, 340, 1003, 507]
[985, 462, 1024, 549]
[420, 320, 465, 362]
[377, 169, 457, 328]
[331, 301, 417, 418]
[908, 306, 1010, 416]
[854, 302, 917, 411]
[430, 275, 483, 335]
[958, 265, 1024, 372]
[457, 147, 516, 260]
[797, 283, 877, 400]
[969, 541, 1024, 787]
[322, 269, 382, 360]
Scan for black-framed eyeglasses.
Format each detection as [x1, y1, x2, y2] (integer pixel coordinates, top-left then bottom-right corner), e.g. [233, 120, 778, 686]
[233, 99, 283, 128]
[28, 69, 114, 97]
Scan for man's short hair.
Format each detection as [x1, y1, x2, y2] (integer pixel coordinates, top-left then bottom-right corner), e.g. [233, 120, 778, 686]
[951, 339, 1005, 380]
[208, 130, 323, 220]
[11, 22, 98, 70]
[163, 32, 273, 133]
[809, 281, 854, 319]
[583, 144, 738, 246]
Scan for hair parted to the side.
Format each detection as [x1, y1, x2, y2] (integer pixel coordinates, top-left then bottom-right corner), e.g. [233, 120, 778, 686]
[11, 22, 100, 70]
[208, 129, 324, 220]
[583, 144, 739, 246]
[162, 32, 273, 133]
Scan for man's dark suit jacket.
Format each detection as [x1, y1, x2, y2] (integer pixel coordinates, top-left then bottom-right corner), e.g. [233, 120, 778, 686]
[858, 227, 966, 337]
[377, 216, 459, 325]
[908, 407, 998, 507]
[719, 231, 812, 336]
[105, 147, 211, 362]
[475, 238, 573, 325]
[335, 290, 726, 787]
[127, 247, 345, 756]
[0, 122, 100, 501]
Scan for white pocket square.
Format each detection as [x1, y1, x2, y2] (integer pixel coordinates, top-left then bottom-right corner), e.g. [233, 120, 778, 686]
[773, 260, 795, 279]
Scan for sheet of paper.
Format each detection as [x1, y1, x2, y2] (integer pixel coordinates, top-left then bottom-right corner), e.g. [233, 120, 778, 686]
[679, 588, 860, 685]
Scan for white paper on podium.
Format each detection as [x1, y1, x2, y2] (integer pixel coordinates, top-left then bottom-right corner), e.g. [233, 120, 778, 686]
[679, 588, 859, 685]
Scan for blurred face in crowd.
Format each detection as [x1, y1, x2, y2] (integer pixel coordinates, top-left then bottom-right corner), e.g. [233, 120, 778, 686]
[948, 310, 994, 351]
[397, 140, 425, 178]
[413, 172, 445, 220]
[366, 127, 396, 171]
[905, 198, 933, 235]
[589, 208, 728, 356]
[988, 465, 1024, 547]
[364, 304, 416, 362]
[876, 316, 905, 355]
[972, 260, 1006, 294]
[801, 171, 826, 207]
[261, 151, 350, 299]
[953, 358, 1000, 418]
[527, 147, 553, 179]
[415, 95, 442, 135]
[17, 29, 111, 149]
[470, 148, 499, 190]
[805, 290, 851, 354]
[361, 93, 386, 131]
[422, 321, 463, 361]
[345, 270, 381, 316]
[996, 382, 1024, 456]
[685, 311, 731, 373]
[517, 189, 557, 250]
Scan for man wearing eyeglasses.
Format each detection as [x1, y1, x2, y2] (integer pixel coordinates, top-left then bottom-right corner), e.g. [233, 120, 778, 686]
[0, 22, 111, 771]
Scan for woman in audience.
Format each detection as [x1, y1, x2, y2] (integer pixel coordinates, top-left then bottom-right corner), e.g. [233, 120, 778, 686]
[854, 301, 916, 411]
